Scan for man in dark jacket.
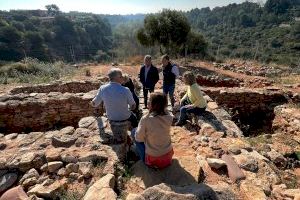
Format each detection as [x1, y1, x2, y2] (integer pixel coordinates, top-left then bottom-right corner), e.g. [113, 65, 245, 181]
[162, 54, 179, 107]
[139, 55, 159, 109]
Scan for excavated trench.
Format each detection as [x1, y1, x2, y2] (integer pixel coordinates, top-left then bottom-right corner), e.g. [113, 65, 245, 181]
[202, 87, 290, 137]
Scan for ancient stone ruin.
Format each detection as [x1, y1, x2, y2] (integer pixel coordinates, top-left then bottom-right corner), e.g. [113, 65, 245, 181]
[0, 68, 299, 200]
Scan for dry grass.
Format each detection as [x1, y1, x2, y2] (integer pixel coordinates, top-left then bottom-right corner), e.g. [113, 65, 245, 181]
[275, 75, 300, 85]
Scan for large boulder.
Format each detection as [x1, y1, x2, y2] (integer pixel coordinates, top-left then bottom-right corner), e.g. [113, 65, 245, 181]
[126, 183, 219, 200]
[83, 174, 117, 200]
[0, 186, 28, 200]
[7, 152, 46, 172]
[27, 179, 67, 199]
[129, 159, 202, 189]
[51, 135, 77, 148]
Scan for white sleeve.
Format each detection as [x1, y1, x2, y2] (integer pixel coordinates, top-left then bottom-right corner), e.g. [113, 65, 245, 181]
[172, 65, 180, 78]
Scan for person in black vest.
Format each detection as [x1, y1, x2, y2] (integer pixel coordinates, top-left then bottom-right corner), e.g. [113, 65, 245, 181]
[139, 55, 159, 109]
[162, 55, 180, 107]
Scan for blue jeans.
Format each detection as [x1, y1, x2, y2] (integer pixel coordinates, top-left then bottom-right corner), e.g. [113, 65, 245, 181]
[178, 98, 206, 124]
[163, 84, 175, 106]
[131, 129, 145, 162]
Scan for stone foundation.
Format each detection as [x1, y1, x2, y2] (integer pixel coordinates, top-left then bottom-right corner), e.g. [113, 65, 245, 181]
[201, 87, 297, 135]
[0, 91, 97, 133]
[8, 80, 106, 94]
[196, 74, 241, 87]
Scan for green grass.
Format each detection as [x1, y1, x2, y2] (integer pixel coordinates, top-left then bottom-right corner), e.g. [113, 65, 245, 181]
[246, 134, 272, 147]
[0, 58, 74, 84]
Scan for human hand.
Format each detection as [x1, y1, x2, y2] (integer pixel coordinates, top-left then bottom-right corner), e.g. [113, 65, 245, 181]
[185, 105, 194, 109]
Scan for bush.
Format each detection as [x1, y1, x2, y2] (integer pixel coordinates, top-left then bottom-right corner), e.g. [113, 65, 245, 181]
[0, 57, 74, 84]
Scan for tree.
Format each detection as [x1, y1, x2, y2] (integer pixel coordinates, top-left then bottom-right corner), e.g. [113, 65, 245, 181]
[183, 31, 208, 58]
[24, 32, 48, 60]
[45, 4, 60, 16]
[0, 26, 23, 60]
[137, 9, 191, 55]
[264, 0, 294, 14]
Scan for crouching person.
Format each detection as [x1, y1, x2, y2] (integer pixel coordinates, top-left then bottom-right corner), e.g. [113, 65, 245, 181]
[91, 68, 138, 143]
[132, 92, 173, 169]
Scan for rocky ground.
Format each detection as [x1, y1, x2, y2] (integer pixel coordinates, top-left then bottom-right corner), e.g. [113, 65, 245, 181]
[0, 61, 299, 200]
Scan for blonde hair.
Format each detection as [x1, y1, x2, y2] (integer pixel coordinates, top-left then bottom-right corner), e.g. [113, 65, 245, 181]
[183, 71, 196, 85]
[122, 73, 130, 82]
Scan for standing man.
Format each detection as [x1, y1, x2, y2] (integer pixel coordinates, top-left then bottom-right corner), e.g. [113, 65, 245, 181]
[139, 55, 159, 109]
[162, 54, 180, 107]
[91, 68, 138, 128]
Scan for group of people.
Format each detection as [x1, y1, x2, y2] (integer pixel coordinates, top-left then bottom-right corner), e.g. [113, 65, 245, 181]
[91, 55, 207, 169]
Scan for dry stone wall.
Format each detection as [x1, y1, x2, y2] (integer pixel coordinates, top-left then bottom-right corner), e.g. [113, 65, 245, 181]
[9, 80, 106, 94]
[0, 91, 97, 133]
[201, 87, 291, 111]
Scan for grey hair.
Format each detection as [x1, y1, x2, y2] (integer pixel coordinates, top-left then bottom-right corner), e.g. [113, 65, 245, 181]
[108, 68, 122, 81]
[144, 55, 152, 61]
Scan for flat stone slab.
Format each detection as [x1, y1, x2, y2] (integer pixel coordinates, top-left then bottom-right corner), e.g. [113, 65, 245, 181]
[221, 154, 246, 183]
[129, 159, 200, 189]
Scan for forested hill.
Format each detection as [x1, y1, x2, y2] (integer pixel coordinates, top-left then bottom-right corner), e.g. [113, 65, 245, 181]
[186, 0, 300, 66]
[0, 0, 299, 66]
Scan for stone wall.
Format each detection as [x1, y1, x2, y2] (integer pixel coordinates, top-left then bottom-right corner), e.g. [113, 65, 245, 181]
[201, 87, 290, 112]
[0, 91, 97, 133]
[200, 87, 300, 135]
[8, 80, 107, 94]
[196, 74, 241, 87]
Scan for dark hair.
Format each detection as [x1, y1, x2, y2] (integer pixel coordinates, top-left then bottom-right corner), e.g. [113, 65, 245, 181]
[161, 54, 170, 61]
[149, 92, 168, 115]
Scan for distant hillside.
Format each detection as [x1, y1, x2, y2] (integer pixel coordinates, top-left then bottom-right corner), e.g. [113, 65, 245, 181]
[99, 14, 145, 27]
[185, 1, 300, 66]
[0, 0, 299, 66]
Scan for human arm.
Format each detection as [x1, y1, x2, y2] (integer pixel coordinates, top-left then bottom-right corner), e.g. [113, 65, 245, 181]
[171, 65, 180, 79]
[139, 66, 145, 85]
[126, 88, 136, 111]
[135, 117, 146, 142]
[153, 66, 159, 84]
[91, 87, 103, 107]
[190, 85, 206, 108]
[180, 93, 188, 105]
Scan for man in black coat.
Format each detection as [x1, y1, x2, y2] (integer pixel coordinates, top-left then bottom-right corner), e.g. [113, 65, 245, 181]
[139, 55, 159, 109]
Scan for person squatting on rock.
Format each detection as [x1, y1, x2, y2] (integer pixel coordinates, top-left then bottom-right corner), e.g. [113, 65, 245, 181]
[139, 55, 159, 109]
[175, 71, 207, 126]
[161, 54, 180, 107]
[91, 68, 138, 128]
[131, 92, 174, 169]
[121, 73, 140, 115]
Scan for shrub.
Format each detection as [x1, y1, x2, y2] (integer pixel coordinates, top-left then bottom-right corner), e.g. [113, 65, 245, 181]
[0, 57, 74, 84]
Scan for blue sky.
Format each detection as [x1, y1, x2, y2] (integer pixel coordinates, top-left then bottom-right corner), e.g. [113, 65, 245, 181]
[0, 0, 259, 14]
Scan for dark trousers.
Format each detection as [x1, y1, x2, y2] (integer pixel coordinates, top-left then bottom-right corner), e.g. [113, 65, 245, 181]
[128, 112, 138, 128]
[132, 92, 139, 112]
[163, 84, 175, 107]
[131, 129, 145, 162]
[178, 98, 206, 124]
[143, 87, 154, 107]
